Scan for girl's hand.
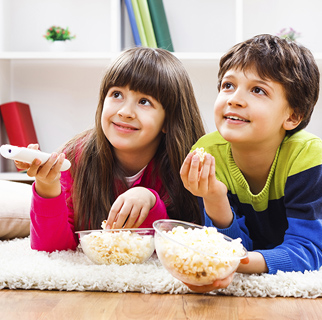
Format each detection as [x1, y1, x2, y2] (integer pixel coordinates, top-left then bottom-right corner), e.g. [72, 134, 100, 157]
[105, 187, 156, 229]
[14, 144, 65, 198]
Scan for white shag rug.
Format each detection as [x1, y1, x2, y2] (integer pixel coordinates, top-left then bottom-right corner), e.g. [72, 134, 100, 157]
[1, 237, 322, 298]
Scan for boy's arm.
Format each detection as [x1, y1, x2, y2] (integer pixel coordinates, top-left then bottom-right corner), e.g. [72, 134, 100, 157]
[256, 163, 322, 274]
[204, 210, 268, 273]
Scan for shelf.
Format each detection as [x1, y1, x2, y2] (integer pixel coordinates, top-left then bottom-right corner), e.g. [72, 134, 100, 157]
[0, 172, 35, 183]
[0, 52, 115, 60]
[1, 51, 322, 62]
[0, 51, 225, 62]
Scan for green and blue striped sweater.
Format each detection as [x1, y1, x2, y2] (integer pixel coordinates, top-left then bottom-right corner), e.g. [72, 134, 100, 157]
[193, 130, 322, 274]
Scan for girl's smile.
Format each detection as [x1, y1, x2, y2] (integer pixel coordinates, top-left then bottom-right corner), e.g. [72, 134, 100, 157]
[112, 121, 139, 132]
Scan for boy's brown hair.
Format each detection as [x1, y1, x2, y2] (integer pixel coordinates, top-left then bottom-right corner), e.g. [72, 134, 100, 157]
[217, 34, 320, 134]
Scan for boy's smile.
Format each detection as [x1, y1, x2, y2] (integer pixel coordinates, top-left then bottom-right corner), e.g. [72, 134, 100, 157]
[214, 68, 295, 149]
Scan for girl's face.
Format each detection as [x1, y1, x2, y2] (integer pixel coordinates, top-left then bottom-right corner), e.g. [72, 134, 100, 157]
[214, 68, 295, 149]
[101, 86, 166, 164]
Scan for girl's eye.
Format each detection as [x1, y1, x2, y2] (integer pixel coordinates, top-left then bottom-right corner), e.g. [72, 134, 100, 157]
[222, 82, 234, 90]
[252, 87, 266, 95]
[139, 98, 152, 106]
[112, 91, 123, 99]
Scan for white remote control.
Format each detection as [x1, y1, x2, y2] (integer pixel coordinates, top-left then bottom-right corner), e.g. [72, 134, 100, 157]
[0, 144, 71, 171]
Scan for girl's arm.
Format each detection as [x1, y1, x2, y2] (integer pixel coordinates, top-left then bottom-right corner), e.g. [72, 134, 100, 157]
[30, 180, 78, 252]
[14, 144, 78, 252]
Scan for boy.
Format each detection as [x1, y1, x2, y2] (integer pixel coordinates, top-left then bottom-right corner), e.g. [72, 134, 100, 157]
[180, 34, 322, 291]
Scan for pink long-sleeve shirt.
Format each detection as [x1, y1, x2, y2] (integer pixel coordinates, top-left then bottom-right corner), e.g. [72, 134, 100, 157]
[30, 160, 169, 252]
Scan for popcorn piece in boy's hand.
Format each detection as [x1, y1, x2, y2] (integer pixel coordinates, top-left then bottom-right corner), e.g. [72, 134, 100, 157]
[195, 147, 208, 163]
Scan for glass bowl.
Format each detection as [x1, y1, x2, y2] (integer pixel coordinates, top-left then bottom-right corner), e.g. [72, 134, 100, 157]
[153, 220, 248, 286]
[76, 228, 155, 265]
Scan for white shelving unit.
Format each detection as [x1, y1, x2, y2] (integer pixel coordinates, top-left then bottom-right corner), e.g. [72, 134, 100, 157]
[1, 0, 322, 180]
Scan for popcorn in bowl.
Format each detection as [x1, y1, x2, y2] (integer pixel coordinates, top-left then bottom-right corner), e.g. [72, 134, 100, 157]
[153, 220, 247, 286]
[76, 228, 155, 265]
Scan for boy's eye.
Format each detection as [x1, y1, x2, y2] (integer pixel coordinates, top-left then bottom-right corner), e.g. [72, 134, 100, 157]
[252, 87, 266, 95]
[139, 98, 152, 106]
[222, 82, 234, 90]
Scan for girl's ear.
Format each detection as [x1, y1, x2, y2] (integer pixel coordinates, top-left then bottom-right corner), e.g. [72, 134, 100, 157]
[162, 126, 167, 134]
[283, 112, 303, 131]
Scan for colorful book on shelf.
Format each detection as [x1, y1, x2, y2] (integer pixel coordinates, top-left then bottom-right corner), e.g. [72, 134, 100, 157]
[131, 0, 148, 47]
[124, 0, 142, 46]
[136, 0, 157, 48]
[147, 0, 174, 52]
[0, 101, 39, 148]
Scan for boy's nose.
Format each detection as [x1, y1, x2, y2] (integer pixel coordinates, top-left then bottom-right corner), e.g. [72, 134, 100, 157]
[227, 91, 247, 108]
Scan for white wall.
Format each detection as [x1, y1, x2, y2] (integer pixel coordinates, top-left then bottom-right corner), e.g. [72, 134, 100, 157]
[1, 0, 322, 159]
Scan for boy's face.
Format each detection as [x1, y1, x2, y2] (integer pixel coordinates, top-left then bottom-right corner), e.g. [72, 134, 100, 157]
[214, 68, 295, 148]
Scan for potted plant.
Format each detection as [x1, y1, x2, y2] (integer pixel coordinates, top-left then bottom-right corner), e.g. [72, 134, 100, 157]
[43, 25, 76, 51]
[43, 26, 76, 42]
[276, 27, 300, 41]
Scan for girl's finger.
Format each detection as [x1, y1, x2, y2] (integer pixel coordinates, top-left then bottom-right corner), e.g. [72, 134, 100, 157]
[26, 158, 42, 177]
[45, 154, 65, 180]
[131, 206, 149, 228]
[122, 205, 141, 228]
[113, 201, 133, 229]
[106, 199, 124, 227]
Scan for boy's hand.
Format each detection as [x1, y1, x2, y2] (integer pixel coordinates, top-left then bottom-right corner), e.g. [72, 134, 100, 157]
[183, 272, 235, 293]
[105, 187, 156, 229]
[180, 151, 233, 228]
[180, 151, 226, 199]
[183, 257, 249, 293]
[14, 144, 64, 198]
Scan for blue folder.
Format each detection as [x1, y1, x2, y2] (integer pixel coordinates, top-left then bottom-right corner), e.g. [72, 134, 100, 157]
[124, 0, 142, 46]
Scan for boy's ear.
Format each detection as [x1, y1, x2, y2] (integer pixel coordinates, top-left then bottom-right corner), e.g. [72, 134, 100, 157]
[283, 112, 303, 131]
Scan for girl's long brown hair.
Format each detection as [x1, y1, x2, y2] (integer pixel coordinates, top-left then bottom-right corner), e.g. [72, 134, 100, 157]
[63, 47, 205, 230]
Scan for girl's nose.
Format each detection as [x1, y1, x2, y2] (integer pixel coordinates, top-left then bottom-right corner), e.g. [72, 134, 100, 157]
[227, 90, 247, 108]
[117, 102, 135, 118]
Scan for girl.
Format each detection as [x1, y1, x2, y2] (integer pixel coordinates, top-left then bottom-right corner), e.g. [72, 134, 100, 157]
[16, 47, 205, 252]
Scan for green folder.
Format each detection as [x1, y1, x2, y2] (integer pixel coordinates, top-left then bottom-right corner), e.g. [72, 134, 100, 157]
[147, 0, 174, 51]
[137, 0, 157, 48]
[131, 0, 148, 47]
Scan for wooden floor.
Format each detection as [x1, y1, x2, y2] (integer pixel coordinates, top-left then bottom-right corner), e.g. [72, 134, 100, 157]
[1, 290, 322, 320]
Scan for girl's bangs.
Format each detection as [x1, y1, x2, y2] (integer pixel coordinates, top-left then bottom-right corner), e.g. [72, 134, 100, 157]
[108, 53, 166, 103]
